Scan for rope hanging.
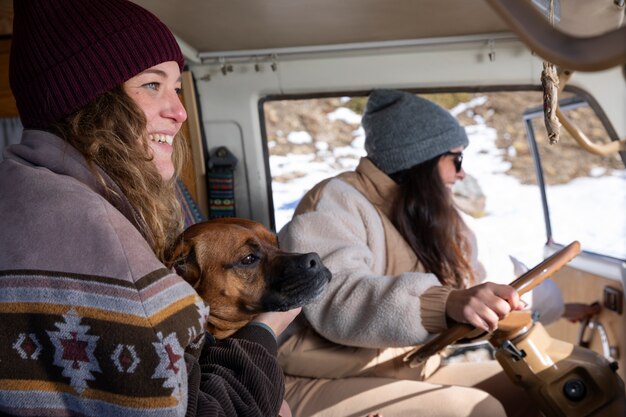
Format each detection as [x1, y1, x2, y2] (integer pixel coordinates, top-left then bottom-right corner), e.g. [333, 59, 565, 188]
[540, 0, 561, 144]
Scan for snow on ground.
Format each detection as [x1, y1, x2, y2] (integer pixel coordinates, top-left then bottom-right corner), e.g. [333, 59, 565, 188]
[270, 99, 626, 267]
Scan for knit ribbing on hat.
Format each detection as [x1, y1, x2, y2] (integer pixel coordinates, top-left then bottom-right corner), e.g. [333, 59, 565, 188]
[10, 0, 184, 129]
[362, 89, 469, 175]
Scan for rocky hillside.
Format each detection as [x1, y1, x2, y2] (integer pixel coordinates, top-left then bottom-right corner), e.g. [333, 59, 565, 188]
[264, 91, 623, 186]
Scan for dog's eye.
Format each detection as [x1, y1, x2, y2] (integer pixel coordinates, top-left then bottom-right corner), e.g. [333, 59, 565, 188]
[240, 254, 259, 266]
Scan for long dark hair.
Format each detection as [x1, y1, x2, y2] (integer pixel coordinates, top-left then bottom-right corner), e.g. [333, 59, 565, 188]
[389, 155, 474, 288]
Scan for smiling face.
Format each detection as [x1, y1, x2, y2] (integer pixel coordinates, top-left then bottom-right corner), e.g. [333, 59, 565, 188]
[123, 61, 187, 180]
[438, 145, 466, 189]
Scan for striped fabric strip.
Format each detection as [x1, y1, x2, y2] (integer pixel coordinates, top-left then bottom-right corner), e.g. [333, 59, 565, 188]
[0, 384, 178, 416]
[175, 178, 205, 229]
[0, 270, 201, 320]
[1, 268, 174, 291]
[0, 293, 200, 327]
[0, 380, 178, 407]
[208, 170, 235, 218]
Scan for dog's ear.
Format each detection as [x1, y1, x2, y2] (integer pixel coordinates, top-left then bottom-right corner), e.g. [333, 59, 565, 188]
[166, 239, 201, 288]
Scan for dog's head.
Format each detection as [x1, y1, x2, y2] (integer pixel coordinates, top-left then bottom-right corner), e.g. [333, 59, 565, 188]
[165, 217, 331, 338]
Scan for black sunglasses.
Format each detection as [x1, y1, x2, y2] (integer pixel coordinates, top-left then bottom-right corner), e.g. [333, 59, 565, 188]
[443, 151, 463, 173]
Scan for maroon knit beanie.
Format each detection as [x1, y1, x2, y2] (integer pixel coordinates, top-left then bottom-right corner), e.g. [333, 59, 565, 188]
[10, 0, 184, 129]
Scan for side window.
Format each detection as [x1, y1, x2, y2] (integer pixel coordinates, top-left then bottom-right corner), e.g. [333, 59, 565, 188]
[524, 96, 626, 261]
[264, 97, 366, 230]
[262, 90, 625, 275]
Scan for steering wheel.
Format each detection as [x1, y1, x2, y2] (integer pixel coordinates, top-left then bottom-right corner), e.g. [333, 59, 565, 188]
[404, 241, 581, 364]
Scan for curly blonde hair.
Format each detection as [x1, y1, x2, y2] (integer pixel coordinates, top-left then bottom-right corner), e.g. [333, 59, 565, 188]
[52, 85, 188, 261]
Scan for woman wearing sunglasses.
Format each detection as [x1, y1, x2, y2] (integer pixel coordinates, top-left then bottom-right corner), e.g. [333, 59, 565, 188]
[277, 89, 541, 417]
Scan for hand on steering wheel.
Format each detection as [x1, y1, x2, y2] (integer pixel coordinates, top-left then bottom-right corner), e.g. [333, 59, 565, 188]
[404, 241, 581, 364]
[446, 282, 524, 333]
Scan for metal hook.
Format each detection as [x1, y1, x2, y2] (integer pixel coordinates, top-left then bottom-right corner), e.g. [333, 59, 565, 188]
[488, 39, 496, 62]
[254, 56, 263, 72]
[218, 57, 233, 76]
[270, 54, 278, 72]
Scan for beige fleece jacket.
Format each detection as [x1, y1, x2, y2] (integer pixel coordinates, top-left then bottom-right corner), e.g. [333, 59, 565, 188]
[278, 158, 484, 349]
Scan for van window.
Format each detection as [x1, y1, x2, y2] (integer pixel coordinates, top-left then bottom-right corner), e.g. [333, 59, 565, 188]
[263, 91, 626, 270]
[524, 97, 626, 260]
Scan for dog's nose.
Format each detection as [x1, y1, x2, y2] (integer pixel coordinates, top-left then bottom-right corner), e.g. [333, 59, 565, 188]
[300, 252, 322, 271]
[278, 251, 330, 281]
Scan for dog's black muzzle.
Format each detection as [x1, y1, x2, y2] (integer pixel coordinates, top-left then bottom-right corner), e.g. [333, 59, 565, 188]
[261, 252, 332, 311]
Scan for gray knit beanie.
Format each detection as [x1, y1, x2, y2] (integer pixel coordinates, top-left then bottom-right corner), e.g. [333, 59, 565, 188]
[362, 89, 469, 175]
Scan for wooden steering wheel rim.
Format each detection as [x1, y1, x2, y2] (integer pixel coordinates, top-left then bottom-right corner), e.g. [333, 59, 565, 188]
[404, 241, 581, 364]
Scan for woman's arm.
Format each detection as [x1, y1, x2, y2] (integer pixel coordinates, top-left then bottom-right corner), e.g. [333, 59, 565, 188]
[186, 325, 285, 417]
[279, 180, 441, 348]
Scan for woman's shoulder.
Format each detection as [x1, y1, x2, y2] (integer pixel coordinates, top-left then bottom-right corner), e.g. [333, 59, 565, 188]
[0, 155, 161, 280]
[280, 175, 384, 247]
[297, 175, 376, 215]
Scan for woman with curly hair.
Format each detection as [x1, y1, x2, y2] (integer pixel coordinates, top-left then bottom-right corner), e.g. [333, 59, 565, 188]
[0, 1, 297, 415]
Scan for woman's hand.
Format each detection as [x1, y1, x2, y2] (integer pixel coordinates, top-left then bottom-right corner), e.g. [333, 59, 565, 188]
[446, 283, 523, 332]
[253, 307, 302, 337]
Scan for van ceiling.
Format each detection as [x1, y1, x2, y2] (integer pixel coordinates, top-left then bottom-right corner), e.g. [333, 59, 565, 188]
[131, 0, 510, 54]
[2, 1, 623, 70]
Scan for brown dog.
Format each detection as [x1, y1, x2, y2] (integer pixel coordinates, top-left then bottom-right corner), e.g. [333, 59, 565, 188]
[165, 217, 331, 339]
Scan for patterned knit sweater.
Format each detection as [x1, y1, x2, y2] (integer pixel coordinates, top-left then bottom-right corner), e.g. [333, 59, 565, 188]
[0, 131, 283, 417]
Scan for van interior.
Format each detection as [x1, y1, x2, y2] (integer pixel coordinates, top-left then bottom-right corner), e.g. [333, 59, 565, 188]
[1, 0, 625, 415]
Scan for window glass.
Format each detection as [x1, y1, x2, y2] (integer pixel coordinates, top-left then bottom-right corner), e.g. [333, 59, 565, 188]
[263, 91, 625, 275]
[265, 97, 366, 229]
[528, 99, 626, 260]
